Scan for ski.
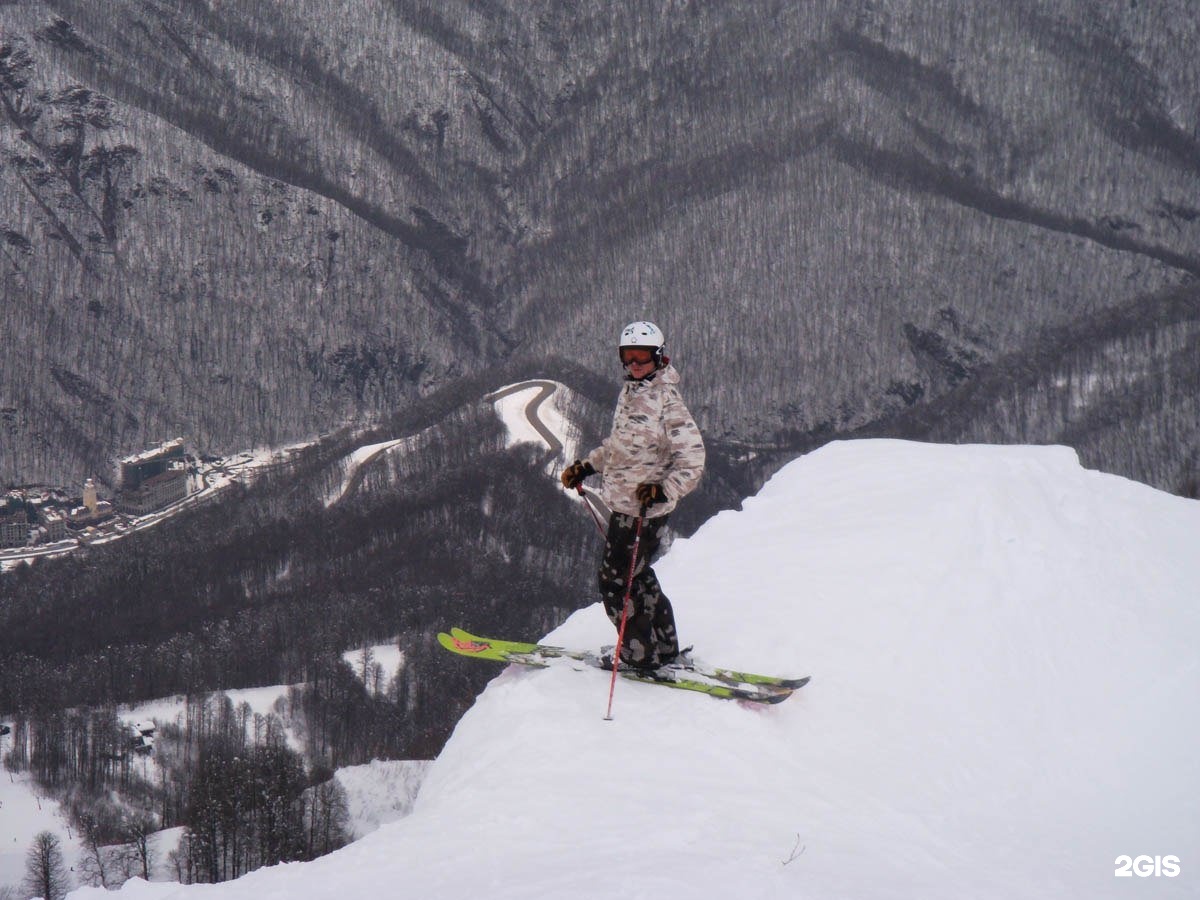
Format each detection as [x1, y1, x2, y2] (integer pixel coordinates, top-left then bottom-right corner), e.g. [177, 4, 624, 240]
[439, 631, 787, 703]
[439, 627, 808, 704]
[448, 627, 809, 691]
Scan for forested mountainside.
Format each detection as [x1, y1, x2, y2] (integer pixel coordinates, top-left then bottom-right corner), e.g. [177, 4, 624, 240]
[0, 360, 760, 750]
[2, 1, 1198, 493]
[0, 371, 577, 766]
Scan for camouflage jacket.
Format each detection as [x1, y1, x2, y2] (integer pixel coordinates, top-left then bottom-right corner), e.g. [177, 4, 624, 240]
[586, 365, 705, 517]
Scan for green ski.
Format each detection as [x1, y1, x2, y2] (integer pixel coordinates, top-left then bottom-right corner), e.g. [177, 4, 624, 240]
[439, 627, 809, 704]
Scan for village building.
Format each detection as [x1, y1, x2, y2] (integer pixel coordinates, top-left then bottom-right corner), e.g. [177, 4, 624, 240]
[68, 477, 116, 528]
[118, 469, 188, 515]
[0, 510, 31, 548]
[117, 439, 190, 515]
[83, 478, 99, 514]
[128, 721, 156, 755]
[40, 508, 68, 542]
[3, 440, 198, 551]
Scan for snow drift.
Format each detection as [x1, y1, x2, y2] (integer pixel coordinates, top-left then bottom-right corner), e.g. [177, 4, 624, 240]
[71, 440, 1199, 899]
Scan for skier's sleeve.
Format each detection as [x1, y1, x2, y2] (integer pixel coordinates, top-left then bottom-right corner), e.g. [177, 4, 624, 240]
[585, 437, 610, 474]
[662, 387, 705, 501]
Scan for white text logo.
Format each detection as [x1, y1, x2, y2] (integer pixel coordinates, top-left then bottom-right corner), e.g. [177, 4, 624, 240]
[1114, 856, 1180, 878]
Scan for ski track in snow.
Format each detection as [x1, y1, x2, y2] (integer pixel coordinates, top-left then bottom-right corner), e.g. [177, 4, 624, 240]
[62, 439, 1200, 899]
[324, 437, 408, 507]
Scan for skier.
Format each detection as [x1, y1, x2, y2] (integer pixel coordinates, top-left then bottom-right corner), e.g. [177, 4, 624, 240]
[560, 321, 706, 670]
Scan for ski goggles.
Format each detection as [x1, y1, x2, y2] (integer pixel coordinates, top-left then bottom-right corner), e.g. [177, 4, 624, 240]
[619, 347, 656, 366]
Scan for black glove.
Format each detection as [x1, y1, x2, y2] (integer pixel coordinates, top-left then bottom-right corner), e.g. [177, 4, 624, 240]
[635, 482, 667, 508]
[561, 459, 595, 490]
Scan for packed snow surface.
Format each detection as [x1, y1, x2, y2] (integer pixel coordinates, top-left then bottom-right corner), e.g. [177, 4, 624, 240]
[335, 760, 432, 840]
[67, 440, 1199, 899]
[0, 760, 80, 891]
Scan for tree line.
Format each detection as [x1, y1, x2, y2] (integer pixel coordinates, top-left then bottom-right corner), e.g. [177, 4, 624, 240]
[0, 372, 622, 891]
[3, 688, 352, 894]
[173, 737, 349, 884]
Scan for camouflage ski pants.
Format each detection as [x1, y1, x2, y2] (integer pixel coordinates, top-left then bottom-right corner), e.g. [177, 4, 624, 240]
[598, 512, 679, 667]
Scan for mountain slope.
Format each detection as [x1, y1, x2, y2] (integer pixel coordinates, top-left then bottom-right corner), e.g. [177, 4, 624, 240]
[70, 439, 1200, 899]
[2, 2, 1198, 495]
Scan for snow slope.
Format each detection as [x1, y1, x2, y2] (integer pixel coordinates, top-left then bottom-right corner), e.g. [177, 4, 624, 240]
[68, 440, 1199, 899]
[0, 746, 81, 893]
[342, 641, 405, 695]
[119, 686, 293, 727]
[334, 760, 431, 840]
[324, 438, 407, 507]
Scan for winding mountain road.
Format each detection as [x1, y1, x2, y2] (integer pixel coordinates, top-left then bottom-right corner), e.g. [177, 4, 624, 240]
[484, 380, 564, 459]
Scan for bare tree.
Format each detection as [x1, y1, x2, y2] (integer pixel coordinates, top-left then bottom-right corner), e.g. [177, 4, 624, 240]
[22, 831, 70, 900]
[369, 661, 385, 697]
[122, 812, 158, 882]
[303, 769, 351, 859]
[357, 645, 375, 689]
[76, 813, 111, 888]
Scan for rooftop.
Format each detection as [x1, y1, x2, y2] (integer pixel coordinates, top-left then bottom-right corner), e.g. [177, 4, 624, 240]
[120, 438, 185, 466]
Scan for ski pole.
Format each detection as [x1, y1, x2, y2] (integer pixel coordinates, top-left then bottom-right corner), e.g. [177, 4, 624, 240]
[576, 486, 608, 537]
[604, 509, 646, 721]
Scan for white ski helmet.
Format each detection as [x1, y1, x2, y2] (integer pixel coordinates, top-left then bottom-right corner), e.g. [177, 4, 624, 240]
[619, 320, 665, 349]
[618, 321, 666, 366]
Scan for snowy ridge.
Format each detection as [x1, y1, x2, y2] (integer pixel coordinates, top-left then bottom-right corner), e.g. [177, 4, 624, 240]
[68, 440, 1199, 899]
[324, 436, 411, 508]
[322, 380, 582, 510]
